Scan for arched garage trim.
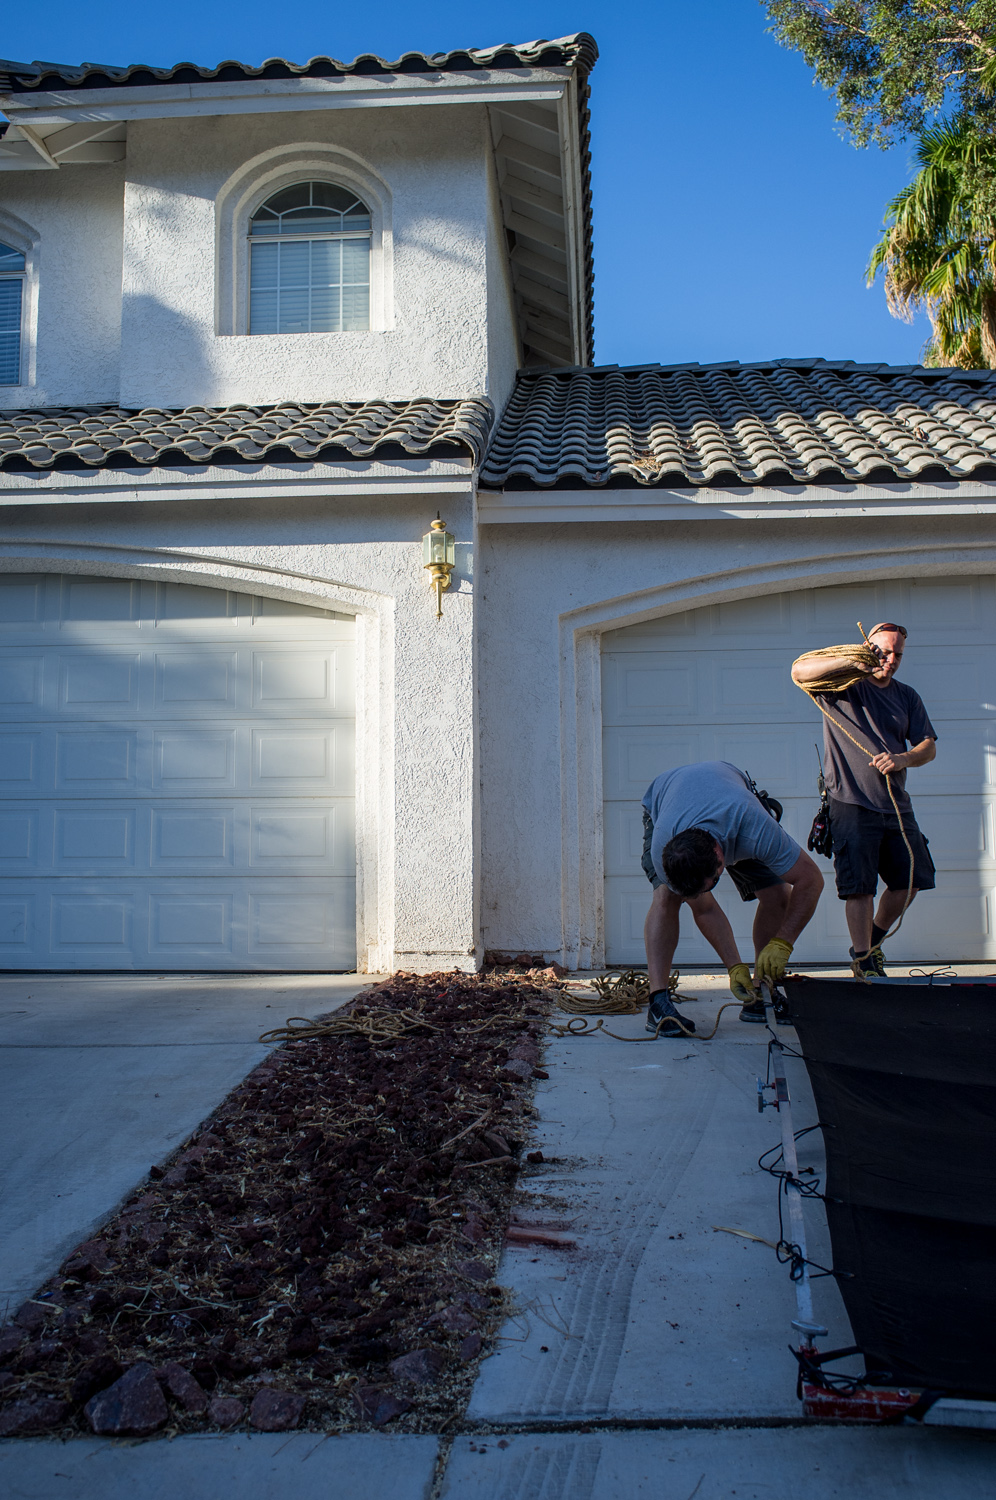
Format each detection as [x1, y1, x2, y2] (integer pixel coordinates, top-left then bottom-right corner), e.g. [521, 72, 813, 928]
[0, 542, 394, 974]
[559, 538, 996, 971]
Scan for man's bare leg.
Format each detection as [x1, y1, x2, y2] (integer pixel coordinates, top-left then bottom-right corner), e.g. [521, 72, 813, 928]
[844, 895, 874, 955]
[644, 885, 681, 994]
[874, 885, 918, 939]
[752, 883, 790, 960]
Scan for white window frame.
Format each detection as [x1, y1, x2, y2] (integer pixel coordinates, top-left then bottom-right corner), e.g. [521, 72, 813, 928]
[0, 212, 39, 395]
[216, 145, 393, 336]
[248, 181, 372, 336]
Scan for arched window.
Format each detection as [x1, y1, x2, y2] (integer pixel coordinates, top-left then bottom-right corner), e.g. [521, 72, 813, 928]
[0, 242, 26, 384]
[249, 182, 371, 334]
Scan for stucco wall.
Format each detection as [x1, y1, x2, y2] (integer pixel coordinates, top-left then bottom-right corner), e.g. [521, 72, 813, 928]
[0, 166, 124, 407]
[0, 104, 517, 410]
[0, 482, 478, 974]
[477, 513, 996, 965]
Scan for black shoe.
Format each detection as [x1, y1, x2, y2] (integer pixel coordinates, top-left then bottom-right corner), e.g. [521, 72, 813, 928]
[739, 998, 767, 1023]
[646, 990, 696, 1037]
[849, 945, 886, 980]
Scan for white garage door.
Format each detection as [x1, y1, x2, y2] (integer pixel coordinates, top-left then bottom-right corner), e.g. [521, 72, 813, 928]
[603, 576, 996, 966]
[0, 575, 355, 971]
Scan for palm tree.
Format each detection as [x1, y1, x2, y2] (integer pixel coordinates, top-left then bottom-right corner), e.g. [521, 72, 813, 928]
[867, 120, 996, 368]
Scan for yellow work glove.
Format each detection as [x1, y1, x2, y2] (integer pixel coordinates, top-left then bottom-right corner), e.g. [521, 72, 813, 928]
[755, 938, 793, 988]
[727, 963, 756, 1004]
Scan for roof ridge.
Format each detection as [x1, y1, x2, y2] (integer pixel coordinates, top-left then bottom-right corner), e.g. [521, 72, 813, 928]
[0, 34, 598, 91]
[514, 358, 996, 381]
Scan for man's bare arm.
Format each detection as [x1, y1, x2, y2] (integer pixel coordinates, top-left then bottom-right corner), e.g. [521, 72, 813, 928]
[791, 653, 873, 686]
[870, 737, 936, 776]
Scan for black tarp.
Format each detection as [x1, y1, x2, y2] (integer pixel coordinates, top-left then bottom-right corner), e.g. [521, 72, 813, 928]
[783, 976, 996, 1395]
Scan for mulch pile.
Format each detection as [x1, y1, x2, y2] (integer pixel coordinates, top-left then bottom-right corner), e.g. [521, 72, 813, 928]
[0, 969, 558, 1439]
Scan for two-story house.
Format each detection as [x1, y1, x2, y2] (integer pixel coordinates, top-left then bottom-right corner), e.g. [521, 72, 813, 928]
[3, 33, 996, 974]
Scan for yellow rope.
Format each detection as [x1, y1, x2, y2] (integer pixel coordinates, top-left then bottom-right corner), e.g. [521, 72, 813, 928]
[554, 969, 695, 1018]
[794, 623, 916, 977]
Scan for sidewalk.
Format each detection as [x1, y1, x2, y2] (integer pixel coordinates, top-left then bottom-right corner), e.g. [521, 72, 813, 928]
[2, 969, 992, 1498]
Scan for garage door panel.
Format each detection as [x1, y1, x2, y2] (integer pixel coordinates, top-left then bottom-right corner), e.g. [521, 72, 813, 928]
[908, 578, 991, 631]
[248, 884, 355, 958]
[0, 732, 42, 788]
[713, 594, 793, 634]
[0, 575, 356, 970]
[0, 575, 45, 625]
[154, 651, 239, 710]
[603, 575, 996, 964]
[150, 893, 235, 955]
[56, 728, 139, 789]
[0, 654, 43, 707]
[154, 728, 238, 791]
[60, 576, 141, 624]
[151, 806, 236, 869]
[0, 808, 39, 864]
[60, 653, 140, 711]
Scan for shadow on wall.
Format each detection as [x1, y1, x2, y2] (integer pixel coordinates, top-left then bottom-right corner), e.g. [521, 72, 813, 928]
[119, 294, 216, 410]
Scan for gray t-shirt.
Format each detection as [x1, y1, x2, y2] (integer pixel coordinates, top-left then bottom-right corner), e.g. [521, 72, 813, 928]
[642, 761, 802, 892]
[815, 678, 936, 813]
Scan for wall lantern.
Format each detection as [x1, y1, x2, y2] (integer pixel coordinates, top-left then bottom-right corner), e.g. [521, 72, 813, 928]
[422, 513, 456, 619]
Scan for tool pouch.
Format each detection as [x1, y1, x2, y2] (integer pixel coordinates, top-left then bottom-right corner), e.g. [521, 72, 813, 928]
[807, 771, 833, 858]
[744, 771, 783, 823]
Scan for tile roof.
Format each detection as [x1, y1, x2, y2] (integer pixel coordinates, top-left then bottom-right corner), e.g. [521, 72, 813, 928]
[0, 36, 598, 93]
[480, 359, 996, 489]
[0, 398, 493, 471]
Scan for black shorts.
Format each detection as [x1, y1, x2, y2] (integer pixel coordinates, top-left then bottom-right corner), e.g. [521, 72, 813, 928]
[641, 810, 786, 903]
[828, 797, 936, 898]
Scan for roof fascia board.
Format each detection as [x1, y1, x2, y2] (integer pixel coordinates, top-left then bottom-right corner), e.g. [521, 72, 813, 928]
[0, 69, 571, 127]
[477, 480, 996, 523]
[556, 78, 587, 365]
[0, 458, 474, 507]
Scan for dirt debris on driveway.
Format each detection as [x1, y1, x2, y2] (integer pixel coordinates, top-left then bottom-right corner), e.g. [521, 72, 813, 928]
[0, 969, 559, 1439]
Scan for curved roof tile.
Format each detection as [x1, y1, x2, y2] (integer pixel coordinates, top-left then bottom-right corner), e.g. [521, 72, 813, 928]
[0, 397, 493, 471]
[480, 360, 996, 488]
[0, 35, 598, 91]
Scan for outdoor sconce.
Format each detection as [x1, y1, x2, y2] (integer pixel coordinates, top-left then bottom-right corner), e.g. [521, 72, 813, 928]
[422, 513, 455, 619]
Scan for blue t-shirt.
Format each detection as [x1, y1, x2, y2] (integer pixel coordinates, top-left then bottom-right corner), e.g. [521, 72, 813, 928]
[642, 761, 802, 892]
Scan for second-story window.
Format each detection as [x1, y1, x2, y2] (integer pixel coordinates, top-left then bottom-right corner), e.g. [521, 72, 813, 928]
[0, 242, 26, 384]
[249, 182, 371, 334]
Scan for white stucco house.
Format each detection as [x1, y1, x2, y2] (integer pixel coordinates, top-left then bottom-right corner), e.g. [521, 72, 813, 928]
[2, 33, 996, 975]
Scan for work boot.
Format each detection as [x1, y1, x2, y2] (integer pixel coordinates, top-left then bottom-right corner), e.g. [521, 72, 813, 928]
[646, 991, 696, 1037]
[739, 996, 767, 1023]
[849, 945, 886, 981]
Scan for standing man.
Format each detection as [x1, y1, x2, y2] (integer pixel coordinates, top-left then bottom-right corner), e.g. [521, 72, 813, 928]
[791, 622, 937, 978]
[641, 761, 824, 1034]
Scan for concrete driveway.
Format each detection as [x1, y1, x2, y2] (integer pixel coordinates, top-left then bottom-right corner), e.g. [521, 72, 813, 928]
[2, 968, 992, 1498]
[0, 971, 378, 1316]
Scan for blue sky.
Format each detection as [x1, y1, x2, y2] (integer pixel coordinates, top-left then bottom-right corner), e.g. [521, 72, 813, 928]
[2, 0, 933, 368]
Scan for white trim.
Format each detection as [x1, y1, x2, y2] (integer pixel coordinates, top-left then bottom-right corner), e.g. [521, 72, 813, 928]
[215, 145, 393, 336]
[0, 543, 396, 974]
[558, 541, 996, 970]
[0, 461, 474, 507]
[0, 208, 39, 391]
[555, 77, 587, 366]
[0, 70, 571, 128]
[479, 479, 996, 523]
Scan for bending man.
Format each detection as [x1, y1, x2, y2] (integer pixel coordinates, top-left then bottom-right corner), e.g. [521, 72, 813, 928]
[791, 621, 936, 978]
[641, 761, 824, 1035]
